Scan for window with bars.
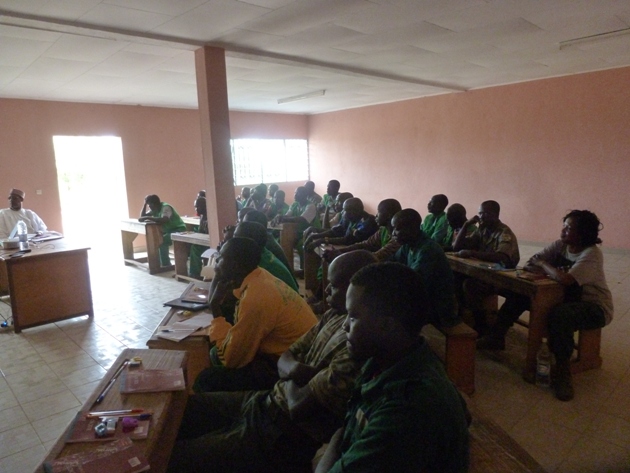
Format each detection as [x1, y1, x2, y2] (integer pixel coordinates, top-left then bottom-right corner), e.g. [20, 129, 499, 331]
[231, 139, 309, 186]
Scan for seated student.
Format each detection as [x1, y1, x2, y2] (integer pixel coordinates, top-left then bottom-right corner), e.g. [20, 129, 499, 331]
[477, 210, 613, 401]
[304, 180, 323, 206]
[243, 210, 295, 277]
[304, 198, 378, 251]
[194, 237, 317, 393]
[246, 184, 274, 219]
[233, 221, 299, 293]
[275, 186, 321, 270]
[188, 196, 209, 279]
[318, 179, 341, 213]
[422, 194, 449, 243]
[0, 188, 48, 239]
[168, 250, 376, 473]
[322, 192, 353, 229]
[138, 194, 186, 267]
[452, 200, 520, 334]
[236, 186, 251, 211]
[272, 189, 290, 217]
[390, 209, 459, 328]
[268, 183, 279, 200]
[315, 262, 470, 473]
[441, 203, 468, 250]
[323, 198, 402, 263]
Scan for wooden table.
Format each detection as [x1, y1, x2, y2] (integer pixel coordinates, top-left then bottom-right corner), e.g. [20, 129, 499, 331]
[121, 219, 173, 274]
[446, 254, 572, 380]
[147, 308, 211, 392]
[181, 216, 201, 232]
[270, 222, 298, 273]
[171, 232, 212, 283]
[0, 240, 93, 333]
[37, 348, 188, 473]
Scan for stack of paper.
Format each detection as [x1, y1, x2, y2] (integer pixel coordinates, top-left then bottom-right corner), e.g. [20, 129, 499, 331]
[156, 312, 213, 342]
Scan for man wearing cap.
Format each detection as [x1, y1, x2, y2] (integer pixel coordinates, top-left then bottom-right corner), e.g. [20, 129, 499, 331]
[0, 189, 47, 239]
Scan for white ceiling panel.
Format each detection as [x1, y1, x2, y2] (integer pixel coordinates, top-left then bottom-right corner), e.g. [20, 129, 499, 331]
[0, 0, 628, 113]
[78, 3, 172, 32]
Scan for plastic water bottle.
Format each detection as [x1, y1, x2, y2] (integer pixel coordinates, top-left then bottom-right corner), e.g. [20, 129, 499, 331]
[536, 338, 552, 388]
[17, 220, 28, 250]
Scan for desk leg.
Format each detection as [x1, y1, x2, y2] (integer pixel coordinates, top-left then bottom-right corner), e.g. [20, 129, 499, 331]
[173, 241, 191, 282]
[523, 287, 565, 382]
[278, 224, 298, 272]
[304, 250, 319, 291]
[121, 230, 137, 263]
[145, 225, 171, 274]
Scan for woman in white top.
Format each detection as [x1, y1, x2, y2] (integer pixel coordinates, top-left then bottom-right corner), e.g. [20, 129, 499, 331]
[477, 210, 613, 402]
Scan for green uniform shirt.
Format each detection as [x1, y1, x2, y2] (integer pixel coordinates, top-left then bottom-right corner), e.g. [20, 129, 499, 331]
[259, 248, 299, 293]
[392, 231, 458, 327]
[330, 339, 470, 473]
[157, 202, 186, 234]
[422, 212, 448, 243]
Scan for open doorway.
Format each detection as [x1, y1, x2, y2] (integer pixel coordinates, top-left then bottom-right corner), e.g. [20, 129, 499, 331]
[53, 136, 129, 265]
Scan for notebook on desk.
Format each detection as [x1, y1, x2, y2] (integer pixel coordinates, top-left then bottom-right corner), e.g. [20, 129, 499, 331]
[163, 298, 208, 311]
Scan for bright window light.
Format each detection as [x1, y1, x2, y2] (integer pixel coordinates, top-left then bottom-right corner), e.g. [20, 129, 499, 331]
[231, 139, 309, 186]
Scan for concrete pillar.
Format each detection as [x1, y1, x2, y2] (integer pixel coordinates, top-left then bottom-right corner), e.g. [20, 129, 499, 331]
[194, 46, 235, 247]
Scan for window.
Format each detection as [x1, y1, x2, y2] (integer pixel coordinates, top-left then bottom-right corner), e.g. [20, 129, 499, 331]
[231, 139, 309, 186]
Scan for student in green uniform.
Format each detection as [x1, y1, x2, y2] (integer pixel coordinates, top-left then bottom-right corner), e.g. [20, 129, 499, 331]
[422, 194, 449, 243]
[139, 194, 186, 267]
[315, 262, 470, 473]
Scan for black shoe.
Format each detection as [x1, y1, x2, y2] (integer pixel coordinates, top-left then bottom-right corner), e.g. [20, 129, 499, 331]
[476, 336, 505, 351]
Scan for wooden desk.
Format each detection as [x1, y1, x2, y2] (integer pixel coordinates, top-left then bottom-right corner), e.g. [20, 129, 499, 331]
[147, 308, 211, 392]
[171, 232, 211, 282]
[447, 255, 571, 380]
[271, 222, 298, 272]
[0, 240, 93, 333]
[181, 216, 201, 232]
[121, 219, 173, 274]
[37, 348, 188, 473]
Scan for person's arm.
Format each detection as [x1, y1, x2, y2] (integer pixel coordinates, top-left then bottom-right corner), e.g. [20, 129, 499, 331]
[314, 428, 344, 473]
[277, 350, 320, 384]
[139, 204, 171, 224]
[429, 214, 449, 244]
[452, 216, 479, 252]
[212, 290, 272, 368]
[529, 257, 577, 286]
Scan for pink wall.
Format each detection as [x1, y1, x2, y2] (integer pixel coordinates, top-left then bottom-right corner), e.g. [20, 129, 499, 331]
[308, 66, 630, 250]
[0, 100, 308, 234]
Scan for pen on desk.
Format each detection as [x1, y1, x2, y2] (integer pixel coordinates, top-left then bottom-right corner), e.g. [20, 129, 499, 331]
[88, 408, 144, 417]
[94, 360, 128, 404]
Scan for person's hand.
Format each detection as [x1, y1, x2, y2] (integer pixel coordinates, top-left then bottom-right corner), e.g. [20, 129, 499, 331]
[465, 215, 480, 226]
[303, 226, 320, 240]
[305, 238, 324, 252]
[322, 248, 341, 263]
[457, 250, 474, 259]
[209, 279, 235, 306]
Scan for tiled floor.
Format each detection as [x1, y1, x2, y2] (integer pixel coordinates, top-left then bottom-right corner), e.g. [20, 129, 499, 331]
[1, 243, 629, 472]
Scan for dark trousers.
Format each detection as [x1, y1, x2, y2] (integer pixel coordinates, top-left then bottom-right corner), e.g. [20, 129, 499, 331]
[496, 294, 606, 361]
[168, 391, 320, 473]
[193, 356, 279, 393]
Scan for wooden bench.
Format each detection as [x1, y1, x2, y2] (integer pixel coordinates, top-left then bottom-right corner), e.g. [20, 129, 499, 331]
[171, 231, 212, 283]
[439, 322, 477, 395]
[468, 414, 546, 472]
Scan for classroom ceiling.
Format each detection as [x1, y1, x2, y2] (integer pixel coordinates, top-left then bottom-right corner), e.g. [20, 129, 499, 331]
[0, 0, 629, 115]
